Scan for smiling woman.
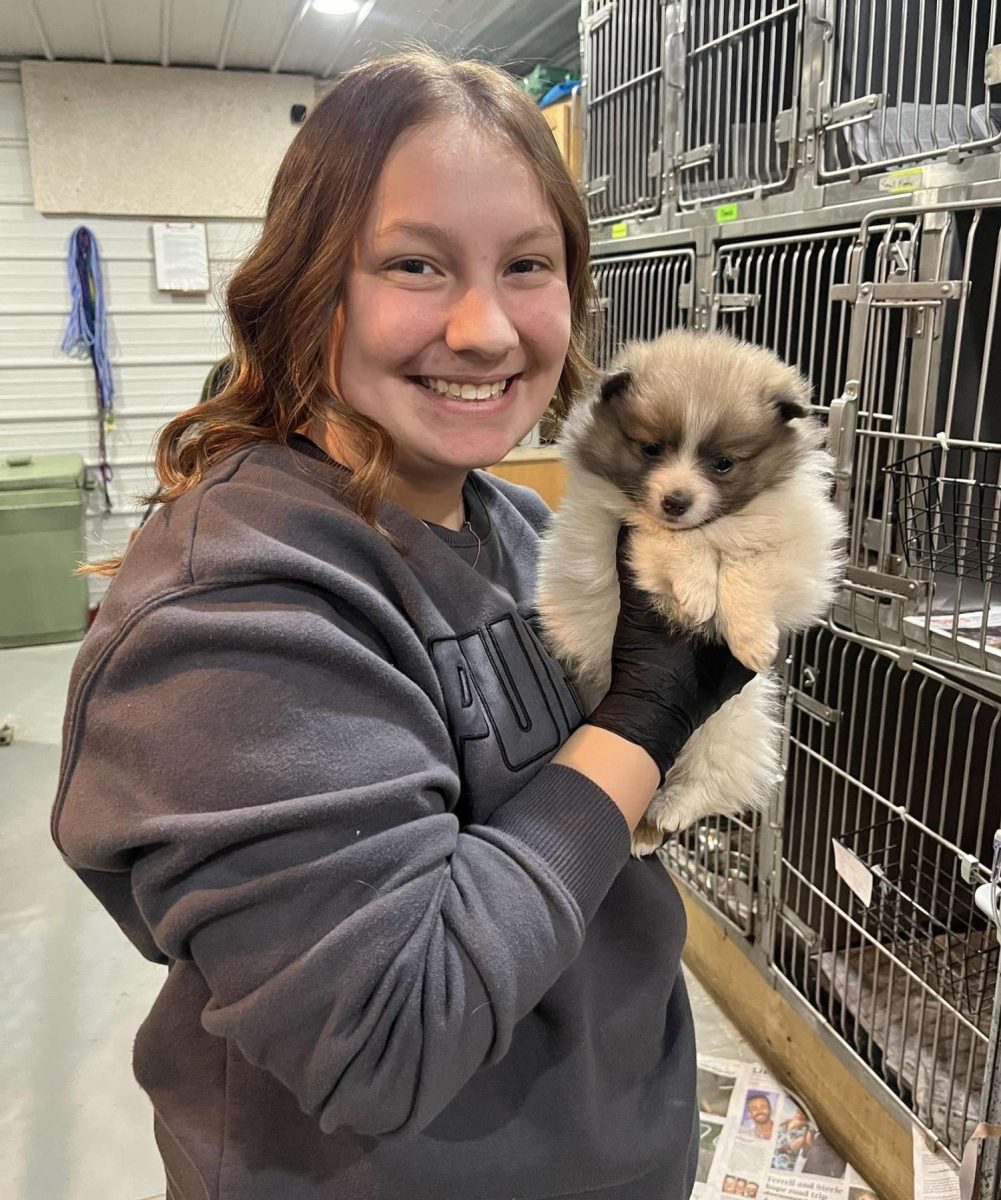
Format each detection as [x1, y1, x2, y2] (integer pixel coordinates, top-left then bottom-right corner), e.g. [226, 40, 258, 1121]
[52, 46, 752, 1200]
[89, 49, 597, 554]
[308, 115, 573, 524]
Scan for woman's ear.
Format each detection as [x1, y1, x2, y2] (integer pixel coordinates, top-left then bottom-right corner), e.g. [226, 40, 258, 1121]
[600, 369, 632, 403]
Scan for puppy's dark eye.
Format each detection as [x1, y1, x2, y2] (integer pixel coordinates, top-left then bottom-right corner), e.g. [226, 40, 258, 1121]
[710, 456, 734, 474]
[640, 442, 663, 460]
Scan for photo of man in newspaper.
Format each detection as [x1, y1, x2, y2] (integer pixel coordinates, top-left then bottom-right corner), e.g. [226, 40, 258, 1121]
[739, 1091, 779, 1140]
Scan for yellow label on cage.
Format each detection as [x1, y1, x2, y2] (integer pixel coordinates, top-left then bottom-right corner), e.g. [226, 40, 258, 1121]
[716, 203, 739, 223]
[610, 222, 629, 239]
[878, 167, 924, 194]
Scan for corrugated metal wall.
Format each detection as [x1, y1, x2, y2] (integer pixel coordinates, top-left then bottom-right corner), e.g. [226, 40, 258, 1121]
[0, 64, 261, 602]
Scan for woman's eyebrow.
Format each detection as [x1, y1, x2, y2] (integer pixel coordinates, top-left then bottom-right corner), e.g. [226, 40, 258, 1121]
[377, 220, 563, 251]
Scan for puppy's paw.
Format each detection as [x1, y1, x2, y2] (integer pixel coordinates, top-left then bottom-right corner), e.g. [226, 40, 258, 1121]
[673, 579, 717, 627]
[630, 817, 667, 858]
[726, 622, 780, 674]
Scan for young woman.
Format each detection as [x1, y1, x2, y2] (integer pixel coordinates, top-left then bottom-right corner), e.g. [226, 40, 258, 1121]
[52, 51, 751, 1200]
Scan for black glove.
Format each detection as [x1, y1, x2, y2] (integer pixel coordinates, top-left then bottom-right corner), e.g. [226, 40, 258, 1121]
[588, 529, 755, 781]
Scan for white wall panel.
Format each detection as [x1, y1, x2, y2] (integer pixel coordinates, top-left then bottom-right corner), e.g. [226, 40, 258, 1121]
[0, 73, 262, 606]
[21, 62, 308, 217]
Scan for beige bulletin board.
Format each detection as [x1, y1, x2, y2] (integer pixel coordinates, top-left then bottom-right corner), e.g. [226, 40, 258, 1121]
[21, 61, 314, 218]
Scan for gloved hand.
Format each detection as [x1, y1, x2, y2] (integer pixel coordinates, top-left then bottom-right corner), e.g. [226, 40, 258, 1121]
[588, 529, 755, 781]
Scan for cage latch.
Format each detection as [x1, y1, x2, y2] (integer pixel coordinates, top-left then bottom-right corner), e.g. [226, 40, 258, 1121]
[789, 688, 841, 725]
[773, 108, 795, 145]
[585, 2, 618, 33]
[712, 292, 760, 312]
[675, 143, 716, 171]
[822, 92, 885, 131]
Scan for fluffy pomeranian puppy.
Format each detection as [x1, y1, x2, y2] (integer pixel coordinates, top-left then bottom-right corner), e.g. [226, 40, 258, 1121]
[536, 330, 845, 855]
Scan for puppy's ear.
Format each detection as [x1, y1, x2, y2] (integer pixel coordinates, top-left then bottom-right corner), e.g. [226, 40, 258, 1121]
[774, 394, 808, 423]
[600, 369, 632, 404]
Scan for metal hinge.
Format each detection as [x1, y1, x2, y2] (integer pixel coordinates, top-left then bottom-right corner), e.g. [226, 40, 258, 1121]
[677, 281, 694, 310]
[585, 175, 610, 197]
[647, 147, 662, 177]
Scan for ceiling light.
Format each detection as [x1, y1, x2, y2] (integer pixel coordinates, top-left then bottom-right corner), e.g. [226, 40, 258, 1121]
[312, 0, 361, 14]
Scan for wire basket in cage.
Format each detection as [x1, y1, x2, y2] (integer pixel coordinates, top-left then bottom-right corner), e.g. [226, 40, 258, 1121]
[886, 447, 1001, 583]
[834, 816, 998, 1024]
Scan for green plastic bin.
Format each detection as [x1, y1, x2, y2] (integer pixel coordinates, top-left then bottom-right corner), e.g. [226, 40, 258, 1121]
[0, 452, 90, 648]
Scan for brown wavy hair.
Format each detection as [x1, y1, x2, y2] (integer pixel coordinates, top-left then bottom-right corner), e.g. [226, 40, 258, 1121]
[86, 48, 597, 576]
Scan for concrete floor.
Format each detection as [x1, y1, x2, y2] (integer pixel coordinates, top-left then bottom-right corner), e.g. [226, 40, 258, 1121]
[1, 639, 757, 1200]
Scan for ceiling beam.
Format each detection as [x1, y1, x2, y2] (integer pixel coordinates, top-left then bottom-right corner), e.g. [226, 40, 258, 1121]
[27, 0, 55, 60]
[160, 0, 173, 67]
[457, 0, 524, 49]
[216, 0, 241, 70]
[271, 0, 312, 73]
[320, 0, 378, 79]
[92, 0, 113, 63]
[502, 0, 579, 60]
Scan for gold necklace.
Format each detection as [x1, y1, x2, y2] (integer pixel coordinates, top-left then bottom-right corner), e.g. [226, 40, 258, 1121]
[421, 517, 482, 570]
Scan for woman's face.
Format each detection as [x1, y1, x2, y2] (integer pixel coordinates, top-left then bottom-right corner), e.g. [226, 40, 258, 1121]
[330, 115, 572, 484]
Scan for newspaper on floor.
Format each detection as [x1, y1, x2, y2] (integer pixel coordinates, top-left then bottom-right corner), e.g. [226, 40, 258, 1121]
[694, 1057, 876, 1200]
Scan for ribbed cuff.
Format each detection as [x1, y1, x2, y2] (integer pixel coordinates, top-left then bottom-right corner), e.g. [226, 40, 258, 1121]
[488, 763, 631, 921]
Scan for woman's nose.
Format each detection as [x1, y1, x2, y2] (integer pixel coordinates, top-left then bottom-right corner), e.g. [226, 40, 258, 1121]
[444, 286, 519, 359]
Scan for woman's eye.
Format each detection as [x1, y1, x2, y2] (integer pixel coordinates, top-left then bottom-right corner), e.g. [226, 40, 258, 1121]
[508, 259, 545, 275]
[710, 455, 734, 474]
[390, 258, 435, 275]
[641, 442, 663, 459]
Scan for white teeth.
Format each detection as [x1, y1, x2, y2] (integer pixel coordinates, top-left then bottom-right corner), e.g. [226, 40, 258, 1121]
[421, 377, 508, 400]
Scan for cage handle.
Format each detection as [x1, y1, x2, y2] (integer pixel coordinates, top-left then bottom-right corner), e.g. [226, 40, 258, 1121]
[827, 391, 858, 515]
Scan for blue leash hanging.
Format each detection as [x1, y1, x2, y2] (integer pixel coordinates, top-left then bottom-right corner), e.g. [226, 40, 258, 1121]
[62, 226, 114, 513]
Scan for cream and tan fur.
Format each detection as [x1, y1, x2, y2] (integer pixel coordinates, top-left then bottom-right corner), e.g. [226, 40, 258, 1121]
[536, 331, 846, 856]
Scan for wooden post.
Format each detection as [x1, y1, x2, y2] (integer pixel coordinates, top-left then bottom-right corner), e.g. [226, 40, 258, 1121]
[681, 889, 914, 1200]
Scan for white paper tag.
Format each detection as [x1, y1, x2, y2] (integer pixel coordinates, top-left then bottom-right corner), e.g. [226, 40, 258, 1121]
[913, 1125, 961, 1200]
[152, 222, 210, 293]
[832, 839, 874, 908]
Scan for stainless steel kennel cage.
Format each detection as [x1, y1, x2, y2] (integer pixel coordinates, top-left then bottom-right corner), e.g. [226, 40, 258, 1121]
[580, 0, 1001, 234]
[579, 0, 1001, 1189]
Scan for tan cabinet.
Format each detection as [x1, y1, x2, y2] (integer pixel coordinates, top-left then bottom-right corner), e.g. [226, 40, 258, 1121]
[541, 93, 583, 181]
[487, 447, 566, 509]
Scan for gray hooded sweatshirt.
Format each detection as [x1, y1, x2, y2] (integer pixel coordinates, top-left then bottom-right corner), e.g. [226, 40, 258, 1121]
[51, 434, 698, 1200]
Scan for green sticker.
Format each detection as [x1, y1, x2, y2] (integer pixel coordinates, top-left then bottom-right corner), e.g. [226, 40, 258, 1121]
[716, 203, 739, 223]
[610, 221, 629, 239]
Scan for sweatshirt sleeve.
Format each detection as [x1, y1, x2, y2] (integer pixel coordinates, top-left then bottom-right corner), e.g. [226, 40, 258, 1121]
[52, 580, 630, 1138]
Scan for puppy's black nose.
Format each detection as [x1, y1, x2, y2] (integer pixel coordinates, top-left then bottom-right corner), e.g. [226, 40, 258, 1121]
[661, 491, 692, 517]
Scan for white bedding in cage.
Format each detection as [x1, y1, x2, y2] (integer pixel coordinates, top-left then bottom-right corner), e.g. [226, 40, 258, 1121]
[817, 934, 993, 1153]
[846, 102, 1001, 164]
